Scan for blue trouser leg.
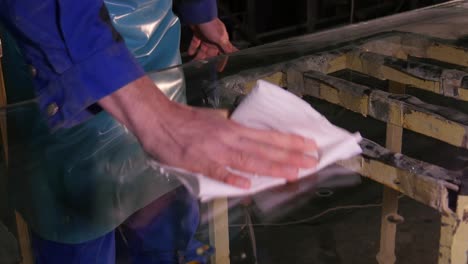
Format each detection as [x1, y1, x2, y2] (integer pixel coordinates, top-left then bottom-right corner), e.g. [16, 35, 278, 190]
[120, 187, 211, 264]
[31, 187, 211, 264]
[31, 231, 116, 264]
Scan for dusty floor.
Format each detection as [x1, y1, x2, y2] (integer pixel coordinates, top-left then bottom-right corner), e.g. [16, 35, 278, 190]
[224, 178, 441, 264]
[0, 176, 443, 264]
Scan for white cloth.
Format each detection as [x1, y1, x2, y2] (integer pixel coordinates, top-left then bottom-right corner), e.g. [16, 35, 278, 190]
[149, 80, 362, 201]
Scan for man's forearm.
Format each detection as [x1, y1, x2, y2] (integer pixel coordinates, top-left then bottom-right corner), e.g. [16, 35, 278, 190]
[98, 76, 318, 188]
[98, 76, 171, 143]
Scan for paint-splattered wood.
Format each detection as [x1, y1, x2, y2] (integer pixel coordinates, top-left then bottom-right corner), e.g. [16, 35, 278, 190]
[303, 70, 468, 149]
[338, 138, 459, 214]
[360, 32, 468, 68]
[348, 51, 468, 101]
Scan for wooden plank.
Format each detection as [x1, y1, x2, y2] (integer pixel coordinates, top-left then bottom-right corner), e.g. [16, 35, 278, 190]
[15, 213, 33, 264]
[202, 110, 232, 264]
[303, 71, 468, 149]
[376, 188, 400, 264]
[339, 155, 451, 213]
[217, 52, 348, 101]
[208, 198, 230, 264]
[426, 43, 468, 68]
[402, 110, 466, 147]
[288, 53, 348, 75]
[358, 34, 419, 61]
[376, 82, 405, 264]
[339, 155, 452, 213]
[338, 139, 457, 214]
[357, 33, 468, 68]
[347, 52, 468, 101]
[287, 53, 348, 96]
[242, 52, 349, 94]
[0, 55, 8, 164]
[244, 71, 286, 93]
[304, 71, 369, 115]
[439, 214, 455, 264]
[211, 29, 468, 264]
[0, 38, 34, 264]
[439, 196, 468, 264]
[326, 53, 348, 74]
[348, 52, 439, 92]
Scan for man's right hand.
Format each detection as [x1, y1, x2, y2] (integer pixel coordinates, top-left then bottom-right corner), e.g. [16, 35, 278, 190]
[99, 76, 318, 188]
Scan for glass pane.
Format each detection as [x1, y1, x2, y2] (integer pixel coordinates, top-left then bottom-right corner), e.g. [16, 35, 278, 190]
[2, 2, 468, 263]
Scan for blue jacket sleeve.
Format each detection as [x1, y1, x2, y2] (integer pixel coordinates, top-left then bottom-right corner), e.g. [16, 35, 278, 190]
[0, 0, 145, 129]
[177, 0, 218, 24]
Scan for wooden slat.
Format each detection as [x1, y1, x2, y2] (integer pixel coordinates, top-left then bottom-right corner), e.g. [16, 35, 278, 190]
[439, 214, 455, 264]
[14, 213, 33, 264]
[0, 54, 8, 165]
[377, 187, 400, 264]
[359, 32, 468, 68]
[347, 52, 468, 101]
[426, 43, 468, 67]
[0, 37, 34, 264]
[213, 29, 468, 264]
[439, 196, 468, 264]
[303, 70, 468, 149]
[287, 53, 348, 96]
[376, 81, 406, 264]
[208, 198, 230, 264]
[339, 155, 450, 212]
[218, 52, 348, 98]
[338, 139, 457, 214]
[244, 71, 286, 93]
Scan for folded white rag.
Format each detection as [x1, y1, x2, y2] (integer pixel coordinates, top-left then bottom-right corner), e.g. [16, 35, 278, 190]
[149, 80, 362, 201]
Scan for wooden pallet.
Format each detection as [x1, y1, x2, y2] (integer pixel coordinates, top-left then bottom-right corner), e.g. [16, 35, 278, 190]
[209, 31, 468, 264]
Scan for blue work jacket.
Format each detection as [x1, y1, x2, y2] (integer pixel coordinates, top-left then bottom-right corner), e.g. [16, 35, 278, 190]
[1, 0, 217, 244]
[0, 0, 216, 128]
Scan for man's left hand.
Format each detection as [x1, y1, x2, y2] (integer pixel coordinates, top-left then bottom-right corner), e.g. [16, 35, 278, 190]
[188, 18, 238, 61]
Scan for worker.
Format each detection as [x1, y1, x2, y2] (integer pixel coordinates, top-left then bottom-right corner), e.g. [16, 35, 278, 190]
[0, 0, 318, 263]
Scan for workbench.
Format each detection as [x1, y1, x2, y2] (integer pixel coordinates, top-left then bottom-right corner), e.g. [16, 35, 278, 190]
[179, 1, 468, 263]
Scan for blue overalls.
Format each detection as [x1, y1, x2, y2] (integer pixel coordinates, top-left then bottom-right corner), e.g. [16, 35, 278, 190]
[0, 0, 216, 262]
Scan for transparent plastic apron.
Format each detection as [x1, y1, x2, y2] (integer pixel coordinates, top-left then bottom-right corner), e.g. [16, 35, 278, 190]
[7, 0, 187, 243]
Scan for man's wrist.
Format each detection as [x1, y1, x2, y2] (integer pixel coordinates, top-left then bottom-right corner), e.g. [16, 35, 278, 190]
[98, 75, 175, 145]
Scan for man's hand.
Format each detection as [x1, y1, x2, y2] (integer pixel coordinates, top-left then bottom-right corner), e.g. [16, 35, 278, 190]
[99, 76, 318, 189]
[188, 18, 238, 60]
[143, 105, 318, 188]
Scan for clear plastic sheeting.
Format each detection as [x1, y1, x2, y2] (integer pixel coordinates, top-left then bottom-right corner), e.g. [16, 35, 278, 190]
[2, 0, 468, 262]
[5, 103, 182, 243]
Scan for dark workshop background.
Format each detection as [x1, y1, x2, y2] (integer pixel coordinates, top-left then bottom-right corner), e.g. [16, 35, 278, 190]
[179, 0, 451, 58]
